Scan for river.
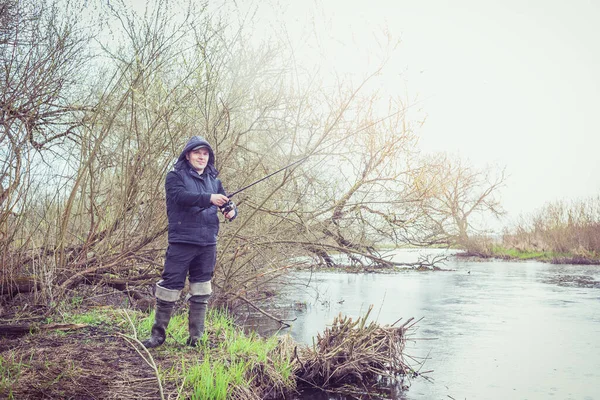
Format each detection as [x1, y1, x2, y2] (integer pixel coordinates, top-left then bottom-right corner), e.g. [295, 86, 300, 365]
[271, 249, 600, 399]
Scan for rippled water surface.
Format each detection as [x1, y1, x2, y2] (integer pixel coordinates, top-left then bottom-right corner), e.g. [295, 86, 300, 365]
[275, 249, 600, 400]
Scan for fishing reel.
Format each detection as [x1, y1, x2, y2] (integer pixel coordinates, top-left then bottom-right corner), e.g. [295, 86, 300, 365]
[219, 200, 237, 221]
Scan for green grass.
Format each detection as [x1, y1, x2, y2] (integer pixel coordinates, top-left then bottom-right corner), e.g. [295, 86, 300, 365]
[227, 332, 276, 362]
[0, 354, 25, 399]
[183, 354, 250, 400]
[5, 301, 296, 399]
[490, 246, 571, 260]
[65, 309, 114, 326]
[128, 308, 295, 399]
[273, 356, 294, 381]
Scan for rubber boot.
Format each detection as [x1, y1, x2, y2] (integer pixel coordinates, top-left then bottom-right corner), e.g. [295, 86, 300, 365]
[186, 294, 210, 347]
[142, 299, 175, 348]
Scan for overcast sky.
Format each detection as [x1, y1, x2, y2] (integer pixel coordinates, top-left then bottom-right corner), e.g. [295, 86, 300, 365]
[244, 0, 600, 225]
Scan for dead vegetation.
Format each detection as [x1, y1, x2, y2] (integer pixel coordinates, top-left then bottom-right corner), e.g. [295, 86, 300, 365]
[0, 329, 163, 399]
[458, 196, 600, 264]
[292, 306, 422, 393]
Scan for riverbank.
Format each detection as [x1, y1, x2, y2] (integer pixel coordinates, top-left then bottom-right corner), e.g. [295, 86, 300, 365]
[1, 307, 294, 399]
[0, 301, 415, 399]
[456, 246, 600, 265]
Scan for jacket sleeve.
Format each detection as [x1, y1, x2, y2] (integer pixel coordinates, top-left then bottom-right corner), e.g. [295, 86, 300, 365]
[165, 171, 212, 208]
[217, 179, 227, 196]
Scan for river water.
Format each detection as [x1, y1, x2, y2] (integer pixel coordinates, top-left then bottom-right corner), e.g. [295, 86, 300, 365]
[273, 249, 600, 400]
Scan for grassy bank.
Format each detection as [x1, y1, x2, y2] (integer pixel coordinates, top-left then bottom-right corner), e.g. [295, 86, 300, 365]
[490, 246, 571, 261]
[0, 307, 294, 400]
[0, 304, 416, 399]
[459, 245, 600, 264]
[130, 309, 296, 400]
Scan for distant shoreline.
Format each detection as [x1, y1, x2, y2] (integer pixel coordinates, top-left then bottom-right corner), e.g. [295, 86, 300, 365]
[454, 250, 600, 265]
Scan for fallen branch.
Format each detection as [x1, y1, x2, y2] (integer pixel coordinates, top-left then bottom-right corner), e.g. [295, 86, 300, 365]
[0, 323, 88, 338]
[0, 277, 40, 297]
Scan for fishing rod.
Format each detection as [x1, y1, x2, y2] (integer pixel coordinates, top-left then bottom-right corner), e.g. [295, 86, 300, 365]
[219, 155, 309, 216]
[227, 156, 309, 199]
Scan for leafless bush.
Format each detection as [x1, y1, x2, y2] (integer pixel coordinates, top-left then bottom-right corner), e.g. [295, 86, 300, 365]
[503, 196, 600, 255]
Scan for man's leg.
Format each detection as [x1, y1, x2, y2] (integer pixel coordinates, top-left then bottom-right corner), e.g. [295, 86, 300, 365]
[186, 281, 211, 347]
[187, 245, 216, 346]
[143, 243, 195, 348]
[141, 284, 179, 348]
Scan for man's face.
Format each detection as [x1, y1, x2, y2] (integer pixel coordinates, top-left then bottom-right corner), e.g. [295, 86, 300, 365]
[186, 147, 210, 173]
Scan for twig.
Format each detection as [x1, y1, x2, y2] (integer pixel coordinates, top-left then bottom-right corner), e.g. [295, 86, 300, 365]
[116, 310, 165, 400]
[212, 281, 296, 328]
[172, 375, 187, 400]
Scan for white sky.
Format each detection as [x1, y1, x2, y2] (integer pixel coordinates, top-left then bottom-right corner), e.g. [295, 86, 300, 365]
[243, 0, 600, 225]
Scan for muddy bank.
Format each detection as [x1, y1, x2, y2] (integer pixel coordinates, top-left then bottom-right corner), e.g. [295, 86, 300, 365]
[0, 301, 416, 399]
[0, 327, 163, 399]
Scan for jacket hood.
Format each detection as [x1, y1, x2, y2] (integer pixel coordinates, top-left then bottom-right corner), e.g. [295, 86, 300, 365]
[174, 136, 219, 177]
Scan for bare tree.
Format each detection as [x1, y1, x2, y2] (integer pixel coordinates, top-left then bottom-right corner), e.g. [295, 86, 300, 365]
[408, 154, 506, 247]
[0, 0, 89, 209]
[0, 0, 92, 296]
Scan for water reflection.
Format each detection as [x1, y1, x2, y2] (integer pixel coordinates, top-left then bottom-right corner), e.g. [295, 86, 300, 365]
[274, 249, 600, 400]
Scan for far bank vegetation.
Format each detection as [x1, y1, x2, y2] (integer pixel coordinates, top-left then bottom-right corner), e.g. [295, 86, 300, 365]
[464, 196, 600, 263]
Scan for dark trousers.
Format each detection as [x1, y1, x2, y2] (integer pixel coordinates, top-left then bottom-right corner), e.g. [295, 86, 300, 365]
[160, 243, 217, 290]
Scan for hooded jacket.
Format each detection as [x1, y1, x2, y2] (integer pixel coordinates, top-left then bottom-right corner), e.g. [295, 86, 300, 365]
[165, 136, 226, 245]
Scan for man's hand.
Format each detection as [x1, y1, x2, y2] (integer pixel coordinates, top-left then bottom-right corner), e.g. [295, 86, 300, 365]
[224, 209, 236, 220]
[211, 195, 237, 221]
[220, 201, 237, 221]
[210, 194, 229, 207]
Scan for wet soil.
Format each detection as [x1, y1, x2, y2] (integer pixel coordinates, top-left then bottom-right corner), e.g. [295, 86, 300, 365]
[0, 326, 171, 399]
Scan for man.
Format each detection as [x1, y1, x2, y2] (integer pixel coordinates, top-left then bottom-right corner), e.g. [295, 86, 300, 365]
[143, 136, 237, 348]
